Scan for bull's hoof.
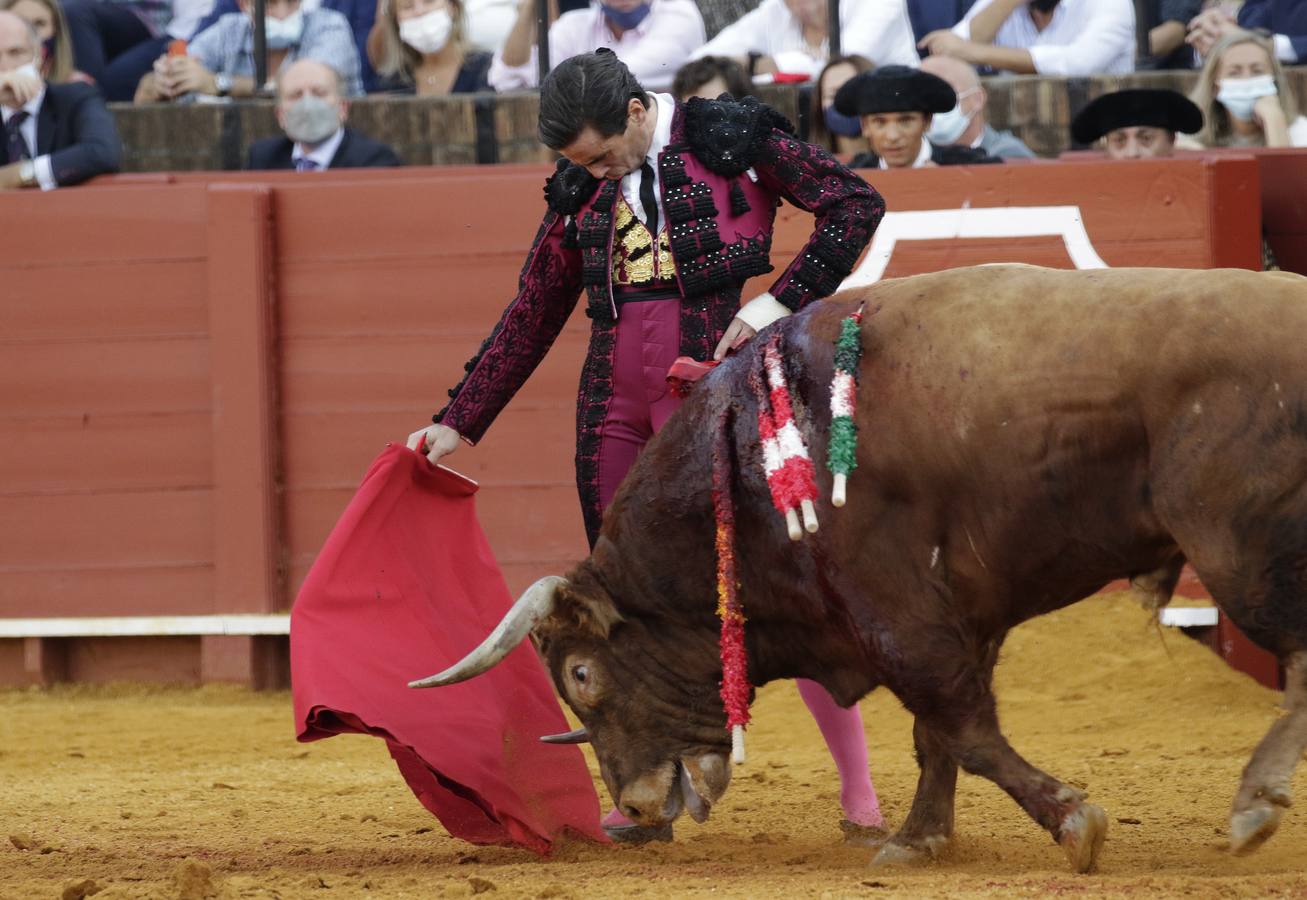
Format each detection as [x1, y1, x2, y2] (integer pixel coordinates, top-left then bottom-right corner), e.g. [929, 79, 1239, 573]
[1058, 803, 1108, 873]
[870, 833, 947, 866]
[1229, 803, 1286, 855]
[602, 822, 674, 845]
[839, 819, 891, 848]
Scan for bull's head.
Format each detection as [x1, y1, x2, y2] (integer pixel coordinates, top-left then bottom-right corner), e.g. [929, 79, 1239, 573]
[408, 573, 734, 829]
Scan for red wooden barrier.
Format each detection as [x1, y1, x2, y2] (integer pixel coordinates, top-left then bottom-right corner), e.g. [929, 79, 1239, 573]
[0, 156, 1266, 685]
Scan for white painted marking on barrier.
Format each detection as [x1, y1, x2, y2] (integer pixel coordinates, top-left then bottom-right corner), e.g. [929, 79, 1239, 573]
[1159, 607, 1219, 628]
[840, 206, 1109, 289]
[0, 615, 291, 638]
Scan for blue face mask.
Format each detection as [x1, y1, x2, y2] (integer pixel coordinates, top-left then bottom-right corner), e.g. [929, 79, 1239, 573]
[601, 2, 651, 30]
[823, 105, 863, 138]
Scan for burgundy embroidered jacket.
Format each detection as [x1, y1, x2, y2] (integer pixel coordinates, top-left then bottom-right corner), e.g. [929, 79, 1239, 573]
[434, 96, 885, 445]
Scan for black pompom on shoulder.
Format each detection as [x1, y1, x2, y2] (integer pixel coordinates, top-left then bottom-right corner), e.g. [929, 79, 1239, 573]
[544, 157, 601, 215]
[683, 94, 795, 176]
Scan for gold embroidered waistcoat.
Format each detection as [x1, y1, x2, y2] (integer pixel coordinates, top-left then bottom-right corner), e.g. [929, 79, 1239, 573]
[611, 194, 677, 286]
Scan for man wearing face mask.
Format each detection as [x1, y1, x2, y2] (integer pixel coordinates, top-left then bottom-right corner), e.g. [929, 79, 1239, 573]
[1070, 88, 1203, 159]
[918, 52, 1035, 159]
[0, 11, 120, 189]
[836, 65, 1001, 169]
[490, 0, 705, 91]
[919, 0, 1136, 76]
[134, 0, 362, 102]
[247, 59, 400, 170]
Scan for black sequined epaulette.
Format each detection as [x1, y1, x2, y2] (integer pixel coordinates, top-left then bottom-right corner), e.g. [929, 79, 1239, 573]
[682, 95, 795, 177]
[544, 157, 601, 216]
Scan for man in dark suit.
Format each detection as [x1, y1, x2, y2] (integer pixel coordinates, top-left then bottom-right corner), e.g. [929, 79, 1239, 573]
[246, 59, 401, 171]
[834, 65, 1002, 169]
[0, 11, 121, 190]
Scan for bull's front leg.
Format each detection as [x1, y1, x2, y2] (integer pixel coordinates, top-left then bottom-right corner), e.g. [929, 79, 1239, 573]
[873, 717, 958, 865]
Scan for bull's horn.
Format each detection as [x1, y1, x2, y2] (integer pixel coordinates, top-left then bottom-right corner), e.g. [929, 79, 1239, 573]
[408, 575, 565, 689]
[539, 727, 590, 744]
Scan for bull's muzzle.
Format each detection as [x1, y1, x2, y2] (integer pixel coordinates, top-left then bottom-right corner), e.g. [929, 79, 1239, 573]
[408, 576, 565, 688]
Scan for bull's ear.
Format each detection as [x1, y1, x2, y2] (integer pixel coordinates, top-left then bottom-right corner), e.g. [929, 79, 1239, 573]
[537, 580, 623, 641]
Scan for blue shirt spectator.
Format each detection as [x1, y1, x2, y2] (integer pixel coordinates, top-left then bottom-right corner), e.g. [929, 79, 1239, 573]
[905, 0, 970, 44]
[1239, 0, 1307, 64]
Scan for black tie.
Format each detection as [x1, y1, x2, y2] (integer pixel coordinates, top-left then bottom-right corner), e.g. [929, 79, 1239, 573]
[6, 110, 31, 163]
[639, 160, 659, 237]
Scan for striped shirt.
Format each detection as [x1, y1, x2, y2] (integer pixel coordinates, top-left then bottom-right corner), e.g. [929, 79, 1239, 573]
[188, 8, 362, 95]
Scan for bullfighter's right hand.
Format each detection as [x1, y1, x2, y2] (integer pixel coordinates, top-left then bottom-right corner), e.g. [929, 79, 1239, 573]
[407, 423, 462, 466]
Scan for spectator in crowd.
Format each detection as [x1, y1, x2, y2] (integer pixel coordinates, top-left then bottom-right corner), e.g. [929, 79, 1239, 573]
[919, 51, 1035, 158]
[835, 64, 1002, 168]
[197, 0, 378, 91]
[247, 58, 400, 168]
[808, 52, 870, 156]
[905, 0, 971, 43]
[0, 10, 120, 188]
[920, 0, 1136, 76]
[490, 0, 705, 91]
[464, 0, 516, 52]
[1071, 88, 1203, 157]
[368, 0, 490, 94]
[1182, 27, 1307, 146]
[1137, 0, 1202, 68]
[134, 0, 362, 102]
[61, 0, 216, 101]
[669, 53, 748, 101]
[1188, 0, 1307, 62]
[692, 0, 919, 81]
[0, 0, 83, 82]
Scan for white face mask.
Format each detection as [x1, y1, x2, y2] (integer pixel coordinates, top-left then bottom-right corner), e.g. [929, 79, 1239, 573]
[1217, 74, 1278, 121]
[399, 8, 454, 54]
[925, 89, 977, 146]
[283, 94, 341, 145]
[262, 8, 305, 49]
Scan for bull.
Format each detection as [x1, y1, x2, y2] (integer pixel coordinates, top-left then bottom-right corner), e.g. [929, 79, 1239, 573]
[412, 265, 1307, 873]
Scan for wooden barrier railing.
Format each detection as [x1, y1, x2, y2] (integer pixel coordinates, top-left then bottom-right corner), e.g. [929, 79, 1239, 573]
[0, 155, 1264, 686]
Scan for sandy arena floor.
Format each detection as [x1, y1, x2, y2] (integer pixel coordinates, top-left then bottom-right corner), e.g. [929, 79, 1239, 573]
[2, 591, 1305, 899]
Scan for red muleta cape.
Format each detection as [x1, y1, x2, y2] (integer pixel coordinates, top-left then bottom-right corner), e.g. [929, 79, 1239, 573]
[291, 444, 606, 853]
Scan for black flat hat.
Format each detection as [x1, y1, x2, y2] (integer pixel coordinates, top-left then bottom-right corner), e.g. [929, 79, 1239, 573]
[1071, 89, 1204, 144]
[833, 65, 956, 117]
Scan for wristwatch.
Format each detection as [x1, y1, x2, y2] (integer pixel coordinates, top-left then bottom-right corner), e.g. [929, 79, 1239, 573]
[18, 159, 36, 188]
[214, 73, 232, 96]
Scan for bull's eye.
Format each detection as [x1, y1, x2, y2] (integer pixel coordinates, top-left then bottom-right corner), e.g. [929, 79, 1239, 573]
[571, 664, 589, 684]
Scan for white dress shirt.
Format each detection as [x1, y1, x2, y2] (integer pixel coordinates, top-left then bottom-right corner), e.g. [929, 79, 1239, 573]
[622, 91, 674, 233]
[292, 126, 345, 170]
[489, 0, 706, 91]
[1, 87, 57, 191]
[953, 0, 1135, 76]
[693, 0, 919, 79]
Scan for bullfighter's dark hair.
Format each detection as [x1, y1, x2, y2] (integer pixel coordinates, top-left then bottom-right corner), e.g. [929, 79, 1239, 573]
[538, 49, 649, 150]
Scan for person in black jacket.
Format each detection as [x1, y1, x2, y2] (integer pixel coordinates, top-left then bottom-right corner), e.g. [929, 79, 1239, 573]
[246, 58, 401, 171]
[835, 64, 1001, 169]
[0, 10, 120, 189]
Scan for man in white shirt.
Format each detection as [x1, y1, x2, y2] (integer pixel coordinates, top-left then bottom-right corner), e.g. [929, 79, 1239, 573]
[918, 0, 1136, 76]
[692, 0, 919, 80]
[0, 11, 121, 190]
[489, 0, 705, 91]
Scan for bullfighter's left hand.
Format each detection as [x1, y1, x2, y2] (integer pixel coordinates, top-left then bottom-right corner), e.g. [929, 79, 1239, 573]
[713, 318, 757, 361]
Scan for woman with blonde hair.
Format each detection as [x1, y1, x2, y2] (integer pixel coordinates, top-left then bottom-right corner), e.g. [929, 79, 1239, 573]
[1184, 27, 1307, 147]
[0, 0, 80, 83]
[368, 0, 491, 95]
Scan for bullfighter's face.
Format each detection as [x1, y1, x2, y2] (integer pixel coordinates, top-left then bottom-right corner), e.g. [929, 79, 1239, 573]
[560, 96, 656, 181]
[535, 579, 735, 829]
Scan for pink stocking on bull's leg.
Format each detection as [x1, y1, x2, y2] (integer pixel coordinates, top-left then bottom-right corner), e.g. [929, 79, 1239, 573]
[795, 678, 886, 844]
[1229, 651, 1307, 853]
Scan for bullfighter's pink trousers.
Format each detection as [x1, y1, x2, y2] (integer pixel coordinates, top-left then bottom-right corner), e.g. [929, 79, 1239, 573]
[597, 299, 884, 831]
